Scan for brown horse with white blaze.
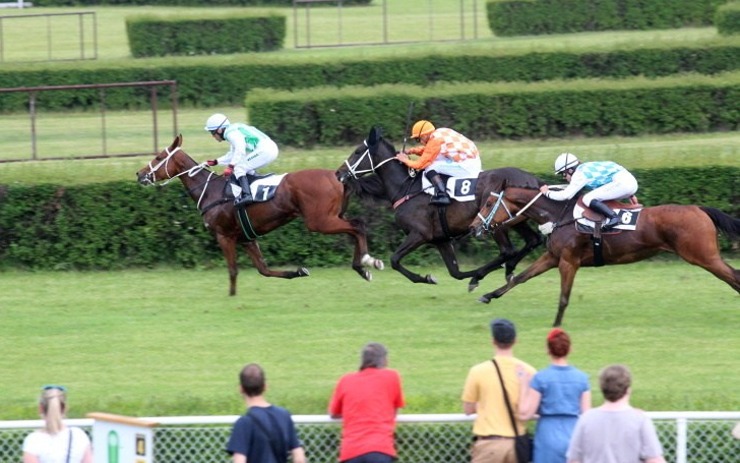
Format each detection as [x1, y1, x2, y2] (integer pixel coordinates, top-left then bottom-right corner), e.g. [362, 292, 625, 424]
[470, 169, 740, 326]
[136, 135, 383, 296]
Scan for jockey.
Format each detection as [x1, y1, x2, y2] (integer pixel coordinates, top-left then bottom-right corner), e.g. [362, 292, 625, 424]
[204, 113, 279, 206]
[540, 152, 638, 231]
[395, 120, 482, 206]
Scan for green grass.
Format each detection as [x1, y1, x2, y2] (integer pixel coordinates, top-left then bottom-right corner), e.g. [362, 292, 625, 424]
[0, 104, 737, 184]
[1, 260, 738, 420]
[0, 4, 725, 61]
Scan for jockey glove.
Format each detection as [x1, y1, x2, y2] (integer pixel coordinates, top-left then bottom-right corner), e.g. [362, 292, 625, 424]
[223, 165, 234, 177]
[206, 159, 218, 166]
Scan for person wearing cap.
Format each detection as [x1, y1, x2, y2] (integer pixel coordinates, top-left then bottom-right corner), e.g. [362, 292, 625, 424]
[395, 120, 482, 206]
[566, 364, 666, 463]
[329, 342, 405, 463]
[462, 318, 536, 463]
[203, 113, 280, 207]
[518, 328, 591, 463]
[539, 152, 638, 231]
[22, 385, 93, 463]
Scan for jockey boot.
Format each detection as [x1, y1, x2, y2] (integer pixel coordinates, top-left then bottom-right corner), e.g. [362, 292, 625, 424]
[589, 199, 619, 230]
[234, 176, 253, 207]
[425, 170, 451, 206]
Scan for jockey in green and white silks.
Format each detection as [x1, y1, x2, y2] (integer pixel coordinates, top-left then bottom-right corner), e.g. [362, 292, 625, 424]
[539, 152, 638, 230]
[204, 113, 279, 206]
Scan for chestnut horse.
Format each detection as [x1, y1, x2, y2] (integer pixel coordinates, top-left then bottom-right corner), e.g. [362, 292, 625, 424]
[470, 169, 740, 326]
[137, 135, 383, 296]
[336, 126, 543, 289]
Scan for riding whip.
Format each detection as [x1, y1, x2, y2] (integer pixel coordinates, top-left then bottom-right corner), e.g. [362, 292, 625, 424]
[401, 101, 415, 154]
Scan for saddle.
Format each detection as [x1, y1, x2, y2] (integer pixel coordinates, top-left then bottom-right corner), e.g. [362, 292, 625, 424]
[576, 195, 642, 223]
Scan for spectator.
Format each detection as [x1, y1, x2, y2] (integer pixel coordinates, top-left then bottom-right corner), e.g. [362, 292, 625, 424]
[22, 385, 93, 463]
[226, 363, 306, 463]
[519, 328, 591, 463]
[329, 342, 405, 463]
[395, 119, 482, 205]
[567, 364, 665, 463]
[462, 318, 536, 463]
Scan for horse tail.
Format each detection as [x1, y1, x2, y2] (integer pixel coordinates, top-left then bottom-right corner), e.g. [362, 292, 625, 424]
[700, 207, 740, 240]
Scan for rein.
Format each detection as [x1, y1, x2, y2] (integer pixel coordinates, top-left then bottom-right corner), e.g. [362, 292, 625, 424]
[478, 190, 544, 231]
[145, 146, 209, 186]
[343, 142, 399, 180]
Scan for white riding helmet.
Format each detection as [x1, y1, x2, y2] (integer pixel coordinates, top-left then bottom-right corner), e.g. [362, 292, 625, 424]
[554, 152, 580, 174]
[204, 113, 230, 132]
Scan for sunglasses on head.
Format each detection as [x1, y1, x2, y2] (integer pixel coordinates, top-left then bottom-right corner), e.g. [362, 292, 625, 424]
[42, 384, 67, 392]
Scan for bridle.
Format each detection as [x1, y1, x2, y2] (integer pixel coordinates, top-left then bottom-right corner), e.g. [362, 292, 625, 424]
[141, 146, 208, 186]
[476, 190, 544, 233]
[342, 140, 398, 180]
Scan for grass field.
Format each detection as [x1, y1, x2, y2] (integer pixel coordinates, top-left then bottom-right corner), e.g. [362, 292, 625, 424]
[1, 260, 738, 420]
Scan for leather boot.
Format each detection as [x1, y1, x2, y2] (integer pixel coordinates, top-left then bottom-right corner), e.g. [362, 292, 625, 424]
[425, 171, 451, 206]
[234, 175, 253, 207]
[589, 199, 619, 230]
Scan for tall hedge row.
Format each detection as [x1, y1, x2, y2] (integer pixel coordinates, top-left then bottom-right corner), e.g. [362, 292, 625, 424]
[717, 2, 740, 35]
[126, 14, 286, 57]
[487, 0, 727, 36]
[245, 73, 740, 147]
[0, 167, 736, 271]
[0, 39, 738, 112]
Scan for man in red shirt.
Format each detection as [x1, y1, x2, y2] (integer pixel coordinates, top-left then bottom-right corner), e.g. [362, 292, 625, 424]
[329, 342, 405, 463]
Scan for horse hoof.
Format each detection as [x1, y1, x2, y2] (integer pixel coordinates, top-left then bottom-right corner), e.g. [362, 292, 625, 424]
[425, 275, 438, 284]
[298, 267, 310, 277]
[468, 282, 479, 293]
[362, 270, 372, 282]
[478, 296, 491, 304]
[374, 259, 385, 271]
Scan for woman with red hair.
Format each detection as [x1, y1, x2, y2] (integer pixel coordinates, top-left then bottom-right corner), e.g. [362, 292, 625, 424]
[519, 329, 591, 463]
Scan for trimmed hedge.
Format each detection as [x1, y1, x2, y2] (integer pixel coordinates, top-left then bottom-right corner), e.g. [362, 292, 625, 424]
[0, 38, 738, 112]
[245, 72, 740, 147]
[0, 167, 736, 271]
[717, 2, 740, 35]
[487, 0, 727, 36]
[126, 14, 286, 57]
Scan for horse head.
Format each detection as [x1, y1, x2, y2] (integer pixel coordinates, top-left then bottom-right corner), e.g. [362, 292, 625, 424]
[137, 134, 199, 185]
[470, 169, 550, 236]
[336, 126, 399, 183]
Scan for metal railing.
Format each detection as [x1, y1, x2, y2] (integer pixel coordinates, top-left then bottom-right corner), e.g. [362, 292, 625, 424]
[1, 412, 738, 463]
[0, 80, 178, 162]
[0, 11, 97, 62]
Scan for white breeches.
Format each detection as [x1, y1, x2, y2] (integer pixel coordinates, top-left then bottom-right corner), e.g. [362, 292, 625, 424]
[583, 170, 638, 206]
[234, 139, 279, 178]
[426, 156, 482, 178]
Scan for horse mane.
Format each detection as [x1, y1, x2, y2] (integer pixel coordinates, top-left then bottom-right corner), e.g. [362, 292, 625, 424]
[346, 175, 388, 204]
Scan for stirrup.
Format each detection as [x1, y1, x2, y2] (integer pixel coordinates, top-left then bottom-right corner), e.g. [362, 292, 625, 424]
[430, 195, 451, 206]
[601, 217, 619, 230]
[234, 195, 253, 207]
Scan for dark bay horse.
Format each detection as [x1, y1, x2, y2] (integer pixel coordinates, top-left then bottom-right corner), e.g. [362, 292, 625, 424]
[336, 126, 543, 289]
[470, 170, 740, 326]
[137, 135, 383, 296]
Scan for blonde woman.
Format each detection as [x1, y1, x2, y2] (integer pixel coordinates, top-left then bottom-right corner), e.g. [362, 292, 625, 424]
[22, 385, 93, 463]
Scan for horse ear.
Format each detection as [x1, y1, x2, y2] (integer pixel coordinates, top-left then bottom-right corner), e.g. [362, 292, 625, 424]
[368, 126, 383, 145]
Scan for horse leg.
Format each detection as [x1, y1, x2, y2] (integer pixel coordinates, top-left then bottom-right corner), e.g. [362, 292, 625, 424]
[479, 252, 559, 303]
[303, 215, 383, 282]
[503, 222, 545, 282]
[243, 240, 309, 280]
[553, 257, 581, 327]
[674, 243, 740, 293]
[391, 233, 438, 284]
[467, 230, 519, 292]
[216, 234, 239, 296]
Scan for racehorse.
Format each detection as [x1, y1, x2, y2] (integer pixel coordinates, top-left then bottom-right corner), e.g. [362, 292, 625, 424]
[470, 171, 740, 326]
[336, 126, 543, 289]
[137, 134, 383, 296]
